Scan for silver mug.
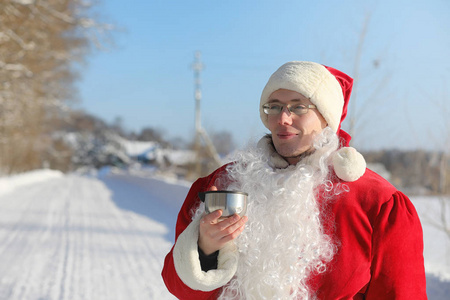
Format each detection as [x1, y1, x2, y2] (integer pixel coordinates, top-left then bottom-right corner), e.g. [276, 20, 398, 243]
[198, 190, 248, 218]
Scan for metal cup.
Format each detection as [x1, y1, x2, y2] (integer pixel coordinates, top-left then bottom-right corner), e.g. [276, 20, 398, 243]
[198, 190, 248, 218]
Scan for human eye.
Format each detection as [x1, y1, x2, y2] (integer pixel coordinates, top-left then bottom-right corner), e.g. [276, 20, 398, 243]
[264, 103, 283, 114]
[269, 103, 282, 110]
[291, 104, 308, 114]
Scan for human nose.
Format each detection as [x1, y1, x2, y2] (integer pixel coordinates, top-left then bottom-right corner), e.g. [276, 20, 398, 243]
[278, 106, 293, 125]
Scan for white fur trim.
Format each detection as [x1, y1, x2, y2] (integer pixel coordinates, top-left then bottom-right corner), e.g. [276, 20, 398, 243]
[260, 61, 344, 132]
[332, 147, 366, 182]
[173, 216, 239, 291]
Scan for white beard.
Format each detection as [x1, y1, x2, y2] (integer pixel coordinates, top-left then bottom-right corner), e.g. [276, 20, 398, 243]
[212, 128, 340, 300]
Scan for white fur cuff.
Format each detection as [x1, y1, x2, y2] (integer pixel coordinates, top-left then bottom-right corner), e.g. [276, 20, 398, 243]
[173, 216, 239, 291]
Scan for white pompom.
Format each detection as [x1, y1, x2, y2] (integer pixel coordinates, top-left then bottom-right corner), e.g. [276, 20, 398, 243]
[332, 147, 366, 182]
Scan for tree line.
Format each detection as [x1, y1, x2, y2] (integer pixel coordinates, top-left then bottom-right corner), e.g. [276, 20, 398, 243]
[363, 149, 449, 195]
[0, 0, 235, 176]
[0, 0, 110, 174]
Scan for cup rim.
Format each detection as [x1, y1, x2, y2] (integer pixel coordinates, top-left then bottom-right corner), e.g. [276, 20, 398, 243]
[198, 190, 248, 202]
[202, 190, 248, 196]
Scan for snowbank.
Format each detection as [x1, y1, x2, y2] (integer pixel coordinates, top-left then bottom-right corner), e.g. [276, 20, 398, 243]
[0, 169, 64, 196]
[411, 196, 450, 282]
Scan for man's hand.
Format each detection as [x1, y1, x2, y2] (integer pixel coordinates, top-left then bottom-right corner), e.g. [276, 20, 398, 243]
[198, 186, 248, 256]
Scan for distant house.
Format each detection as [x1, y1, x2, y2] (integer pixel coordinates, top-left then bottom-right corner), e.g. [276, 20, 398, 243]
[116, 137, 196, 168]
[117, 138, 160, 162]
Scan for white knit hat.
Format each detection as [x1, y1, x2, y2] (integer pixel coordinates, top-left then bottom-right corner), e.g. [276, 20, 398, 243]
[260, 61, 344, 132]
[259, 61, 366, 182]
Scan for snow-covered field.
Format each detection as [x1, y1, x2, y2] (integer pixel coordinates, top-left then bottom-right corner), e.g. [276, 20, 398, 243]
[0, 169, 449, 299]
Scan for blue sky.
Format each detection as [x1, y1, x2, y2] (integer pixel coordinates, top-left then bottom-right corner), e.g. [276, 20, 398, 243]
[76, 0, 450, 151]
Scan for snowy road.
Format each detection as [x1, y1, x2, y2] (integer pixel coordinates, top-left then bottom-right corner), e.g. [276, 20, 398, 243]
[1, 170, 450, 300]
[0, 172, 185, 300]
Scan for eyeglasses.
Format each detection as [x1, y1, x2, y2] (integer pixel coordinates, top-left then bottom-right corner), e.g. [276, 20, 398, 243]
[262, 103, 317, 116]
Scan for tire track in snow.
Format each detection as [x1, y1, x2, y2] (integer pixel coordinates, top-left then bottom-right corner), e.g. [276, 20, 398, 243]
[98, 173, 188, 299]
[0, 173, 177, 300]
[95, 174, 176, 299]
[57, 176, 75, 300]
[0, 176, 73, 300]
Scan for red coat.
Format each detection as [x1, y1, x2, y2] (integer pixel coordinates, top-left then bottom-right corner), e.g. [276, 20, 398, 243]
[162, 165, 427, 299]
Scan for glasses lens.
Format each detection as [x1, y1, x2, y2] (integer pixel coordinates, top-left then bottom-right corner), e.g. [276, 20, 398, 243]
[291, 105, 308, 115]
[263, 104, 283, 115]
[263, 104, 310, 115]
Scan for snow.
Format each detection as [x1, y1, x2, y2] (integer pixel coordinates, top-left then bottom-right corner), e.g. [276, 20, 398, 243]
[411, 197, 450, 281]
[0, 169, 449, 299]
[0, 169, 64, 196]
[12, 0, 35, 4]
[108, 135, 197, 166]
[115, 137, 159, 158]
[155, 149, 197, 166]
[0, 169, 182, 300]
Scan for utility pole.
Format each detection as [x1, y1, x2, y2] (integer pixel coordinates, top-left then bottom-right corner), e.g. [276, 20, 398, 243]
[190, 51, 222, 177]
[192, 51, 204, 175]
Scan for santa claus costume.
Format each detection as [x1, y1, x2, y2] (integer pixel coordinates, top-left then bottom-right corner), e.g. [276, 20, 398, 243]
[161, 61, 427, 299]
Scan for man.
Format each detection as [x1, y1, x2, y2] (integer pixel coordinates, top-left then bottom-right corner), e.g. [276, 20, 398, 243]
[162, 61, 427, 299]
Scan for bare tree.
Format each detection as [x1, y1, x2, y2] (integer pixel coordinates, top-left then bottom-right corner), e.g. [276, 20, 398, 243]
[434, 86, 450, 239]
[346, 12, 392, 148]
[0, 0, 113, 174]
[420, 84, 450, 240]
[211, 130, 235, 157]
[347, 13, 371, 141]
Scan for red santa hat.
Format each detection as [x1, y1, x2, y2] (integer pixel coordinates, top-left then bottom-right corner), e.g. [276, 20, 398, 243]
[260, 61, 366, 182]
